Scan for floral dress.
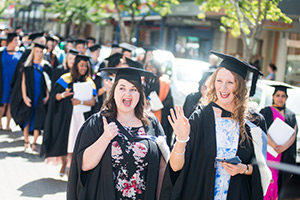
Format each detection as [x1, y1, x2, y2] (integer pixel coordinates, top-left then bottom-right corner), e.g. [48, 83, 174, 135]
[111, 125, 150, 200]
[214, 115, 239, 200]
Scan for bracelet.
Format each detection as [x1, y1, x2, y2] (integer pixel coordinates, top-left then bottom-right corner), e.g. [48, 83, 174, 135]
[173, 148, 185, 155]
[176, 136, 190, 143]
[61, 93, 65, 98]
[80, 100, 83, 105]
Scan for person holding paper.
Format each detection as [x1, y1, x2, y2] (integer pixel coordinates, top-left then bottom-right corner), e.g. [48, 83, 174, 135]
[41, 54, 96, 177]
[10, 43, 52, 152]
[260, 85, 298, 199]
[160, 51, 268, 200]
[67, 67, 169, 200]
[145, 59, 174, 147]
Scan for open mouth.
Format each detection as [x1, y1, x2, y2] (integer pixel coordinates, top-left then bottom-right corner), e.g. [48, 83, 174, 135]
[220, 92, 230, 99]
[122, 99, 132, 107]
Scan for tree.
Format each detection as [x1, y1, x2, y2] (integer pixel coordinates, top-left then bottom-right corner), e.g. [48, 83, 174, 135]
[195, 0, 292, 62]
[90, 0, 179, 43]
[44, 0, 110, 36]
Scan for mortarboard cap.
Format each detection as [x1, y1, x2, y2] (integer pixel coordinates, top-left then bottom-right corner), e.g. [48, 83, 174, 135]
[68, 48, 79, 55]
[74, 39, 86, 45]
[7, 32, 18, 39]
[86, 37, 96, 42]
[125, 57, 144, 69]
[100, 67, 155, 84]
[33, 42, 47, 49]
[111, 43, 119, 48]
[29, 32, 44, 40]
[89, 44, 101, 52]
[75, 54, 91, 62]
[143, 45, 157, 52]
[211, 50, 263, 97]
[66, 38, 74, 43]
[270, 84, 292, 95]
[105, 52, 123, 67]
[119, 42, 137, 52]
[46, 35, 55, 42]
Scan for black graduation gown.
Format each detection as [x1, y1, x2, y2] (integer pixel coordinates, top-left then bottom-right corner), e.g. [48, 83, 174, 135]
[41, 73, 97, 157]
[0, 51, 3, 106]
[259, 106, 297, 193]
[160, 103, 263, 200]
[84, 74, 102, 120]
[153, 80, 174, 147]
[51, 64, 69, 88]
[10, 63, 52, 131]
[67, 113, 165, 200]
[182, 91, 201, 118]
[44, 53, 59, 69]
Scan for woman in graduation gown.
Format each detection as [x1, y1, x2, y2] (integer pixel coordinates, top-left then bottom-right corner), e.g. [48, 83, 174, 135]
[160, 51, 268, 200]
[260, 85, 298, 199]
[145, 59, 174, 147]
[67, 67, 169, 200]
[41, 54, 96, 176]
[10, 42, 52, 151]
[51, 48, 78, 88]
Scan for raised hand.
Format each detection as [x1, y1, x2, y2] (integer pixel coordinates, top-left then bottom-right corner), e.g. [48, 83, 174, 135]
[168, 105, 190, 141]
[102, 116, 119, 141]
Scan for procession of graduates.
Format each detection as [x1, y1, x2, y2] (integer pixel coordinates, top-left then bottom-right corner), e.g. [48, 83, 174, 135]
[0, 29, 299, 200]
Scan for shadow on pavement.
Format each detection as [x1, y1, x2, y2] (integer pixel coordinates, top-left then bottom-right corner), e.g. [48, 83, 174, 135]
[17, 178, 67, 198]
[0, 151, 44, 162]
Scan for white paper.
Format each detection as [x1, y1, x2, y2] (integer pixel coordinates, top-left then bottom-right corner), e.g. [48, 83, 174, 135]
[149, 91, 164, 111]
[267, 144, 278, 157]
[268, 117, 294, 145]
[73, 82, 93, 114]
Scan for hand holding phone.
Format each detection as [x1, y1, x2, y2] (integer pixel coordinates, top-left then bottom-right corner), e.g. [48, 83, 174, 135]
[215, 156, 242, 165]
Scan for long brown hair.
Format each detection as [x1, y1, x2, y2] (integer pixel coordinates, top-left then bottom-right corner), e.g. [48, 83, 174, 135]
[101, 79, 149, 125]
[206, 67, 249, 143]
[71, 58, 91, 82]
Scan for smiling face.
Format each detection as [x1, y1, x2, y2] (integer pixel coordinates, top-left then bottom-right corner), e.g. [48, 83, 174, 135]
[215, 67, 237, 111]
[114, 79, 140, 114]
[77, 60, 88, 76]
[273, 90, 287, 108]
[67, 53, 76, 69]
[33, 47, 44, 62]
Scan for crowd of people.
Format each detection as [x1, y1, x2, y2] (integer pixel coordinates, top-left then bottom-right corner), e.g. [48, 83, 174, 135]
[0, 28, 299, 200]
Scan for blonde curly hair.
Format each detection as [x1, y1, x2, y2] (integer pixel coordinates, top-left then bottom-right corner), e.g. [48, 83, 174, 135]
[205, 67, 250, 143]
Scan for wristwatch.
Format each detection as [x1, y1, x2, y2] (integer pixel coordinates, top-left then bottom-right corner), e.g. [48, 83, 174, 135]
[244, 164, 249, 174]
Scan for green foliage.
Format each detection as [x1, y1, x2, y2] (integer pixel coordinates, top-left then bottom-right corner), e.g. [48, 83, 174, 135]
[195, 0, 292, 38]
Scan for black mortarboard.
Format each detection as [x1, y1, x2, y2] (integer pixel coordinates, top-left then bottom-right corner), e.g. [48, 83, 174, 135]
[74, 39, 86, 45]
[46, 35, 55, 42]
[211, 50, 263, 97]
[100, 67, 155, 84]
[105, 52, 123, 67]
[89, 44, 101, 52]
[66, 38, 74, 43]
[7, 32, 18, 40]
[75, 54, 91, 62]
[111, 43, 119, 48]
[270, 84, 292, 95]
[33, 42, 47, 49]
[125, 57, 144, 69]
[86, 37, 96, 42]
[119, 42, 137, 52]
[29, 32, 44, 40]
[68, 48, 79, 55]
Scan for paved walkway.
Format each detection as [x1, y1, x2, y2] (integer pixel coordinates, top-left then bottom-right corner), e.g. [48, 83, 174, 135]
[0, 118, 67, 200]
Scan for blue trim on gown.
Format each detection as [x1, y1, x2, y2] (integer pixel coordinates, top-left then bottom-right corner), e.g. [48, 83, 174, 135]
[1, 48, 22, 103]
[23, 63, 43, 132]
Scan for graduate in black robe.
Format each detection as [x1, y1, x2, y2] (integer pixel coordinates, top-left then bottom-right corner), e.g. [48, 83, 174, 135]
[260, 85, 298, 198]
[145, 59, 174, 147]
[51, 48, 79, 88]
[10, 43, 52, 152]
[183, 70, 214, 118]
[67, 67, 170, 200]
[160, 51, 268, 200]
[41, 54, 96, 176]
